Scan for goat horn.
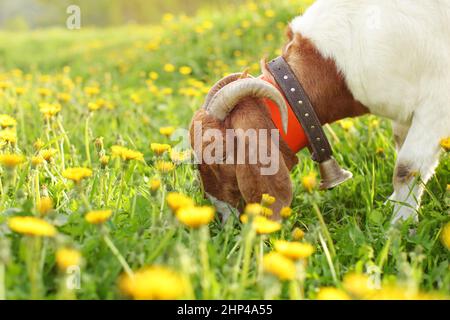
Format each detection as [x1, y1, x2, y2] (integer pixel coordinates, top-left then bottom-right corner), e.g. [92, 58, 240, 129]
[206, 78, 289, 133]
[203, 73, 252, 109]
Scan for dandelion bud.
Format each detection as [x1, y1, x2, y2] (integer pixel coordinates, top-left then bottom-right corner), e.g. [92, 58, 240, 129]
[302, 172, 317, 193]
[31, 156, 44, 167]
[292, 227, 305, 241]
[261, 193, 276, 207]
[100, 155, 110, 167]
[149, 178, 161, 193]
[56, 247, 81, 272]
[38, 196, 53, 215]
[94, 137, 104, 153]
[34, 138, 45, 151]
[280, 207, 292, 219]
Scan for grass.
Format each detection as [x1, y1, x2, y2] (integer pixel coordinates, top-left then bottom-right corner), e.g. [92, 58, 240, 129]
[0, 0, 448, 300]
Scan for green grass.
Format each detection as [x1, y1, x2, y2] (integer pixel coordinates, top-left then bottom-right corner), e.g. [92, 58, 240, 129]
[0, 0, 448, 300]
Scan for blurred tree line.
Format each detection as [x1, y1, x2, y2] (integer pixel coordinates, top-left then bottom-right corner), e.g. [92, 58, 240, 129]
[0, 0, 239, 30]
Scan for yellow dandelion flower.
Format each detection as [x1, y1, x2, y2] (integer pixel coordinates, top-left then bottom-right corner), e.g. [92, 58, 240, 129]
[440, 137, 450, 151]
[39, 102, 61, 118]
[0, 128, 17, 144]
[253, 216, 281, 234]
[99, 155, 110, 166]
[161, 87, 173, 96]
[119, 266, 185, 300]
[150, 143, 171, 156]
[111, 145, 144, 162]
[0, 153, 25, 168]
[176, 206, 215, 228]
[39, 148, 57, 162]
[302, 172, 317, 193]
[261, 207, 273, 217]
[317, 287, 351, 300]
[62, 167, 93, 183]
[57, 92, 72, 103]
[34, 138, 45, 151]
[280, 207, 293, 219]
[247, 2, 257, 11]
[14, 87, 25, 96]
[179, 66, 192, 75]
[149, 72, 159, 80]
[440, 222, 450, 250]
[155, 160, 175, 173]
[149, 178, 161, 192]
[339, 119, 355, 130]
[0, 114, 17, 128]
[31, 156, 44, 167]
[263, 252, 296, 281]
[159, 126, 175, 137]
[376, 147, 385, 155]
[56, 248, 81, 271]
[88, 102, 101, 111]
[166, 192, 194, 212]
[0, 81, 12, 90]
[8, 216, 56, 237]
[241, 215, 281, 234]
[163, 64, 176, 73]
[85, 209, 112, 224]
[162, 13, 175, 22]
[130, 93, 141, 104]
[343, 273, 376, 298]
[244, 203, 264, 216]
[261, 193, 276, 206]
[38, 196, 53, 215]
[292, 227, 305, 241]
[169, 149, 191, 163]
[264, 9, 275, 18]
[274, 240, 315, 260]
[84, 86, 100, 96]
[369, 118, 380, 128]
[37, 87, 52, 97]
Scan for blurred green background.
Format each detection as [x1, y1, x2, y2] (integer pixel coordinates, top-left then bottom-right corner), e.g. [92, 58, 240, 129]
[0, 0, 240, 30]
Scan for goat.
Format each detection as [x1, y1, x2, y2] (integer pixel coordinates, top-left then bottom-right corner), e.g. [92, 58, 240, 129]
[190, 0, 450, 223]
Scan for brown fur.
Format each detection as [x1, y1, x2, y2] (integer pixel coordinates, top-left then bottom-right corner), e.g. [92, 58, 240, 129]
[283, 29, 369, 124]
[189, 27, 369, 219]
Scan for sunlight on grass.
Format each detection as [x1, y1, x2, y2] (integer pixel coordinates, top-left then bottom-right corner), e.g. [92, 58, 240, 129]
[0, 0, 448, 300]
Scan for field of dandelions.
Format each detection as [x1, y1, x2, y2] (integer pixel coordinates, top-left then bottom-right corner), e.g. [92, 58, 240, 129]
[0, 0, 449, 300]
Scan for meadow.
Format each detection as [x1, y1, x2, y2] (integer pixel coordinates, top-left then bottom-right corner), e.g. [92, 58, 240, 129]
[0, 0, 449, 300]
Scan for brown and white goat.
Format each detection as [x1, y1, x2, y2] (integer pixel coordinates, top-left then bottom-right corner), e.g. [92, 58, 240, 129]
[190, 0, 450, 223]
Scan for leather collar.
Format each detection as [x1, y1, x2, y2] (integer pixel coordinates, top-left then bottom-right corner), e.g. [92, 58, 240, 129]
[262, 56, 333, 163]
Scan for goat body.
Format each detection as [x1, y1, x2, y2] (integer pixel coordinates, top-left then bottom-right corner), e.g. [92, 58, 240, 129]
[192, 0, 450, 223]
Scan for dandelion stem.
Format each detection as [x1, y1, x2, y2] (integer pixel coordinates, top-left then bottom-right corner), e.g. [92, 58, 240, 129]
[313, 203, 336, 257]
[0, 263, 5, 300]
[288, 280, 301, 300]
[199, 226, 217, 299]
[28, 237, 43, 299]
[33, 169, 40, 214]
[377, 236, 392, 269]
[102, 232, 133, 278]
[239, 225, 256, 295]
[84, 113, 92, 167]
[318, 232, 338, 285]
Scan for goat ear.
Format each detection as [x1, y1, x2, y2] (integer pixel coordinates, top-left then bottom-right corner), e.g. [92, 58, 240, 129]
[229, 102, 295, 219]
[286, 24, 294, 41]
[235, 152, 293, 219]
[283, 24, 296, 54]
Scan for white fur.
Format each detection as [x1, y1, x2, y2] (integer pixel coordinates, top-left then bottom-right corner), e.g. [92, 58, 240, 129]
[291, 0, 450, 223]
